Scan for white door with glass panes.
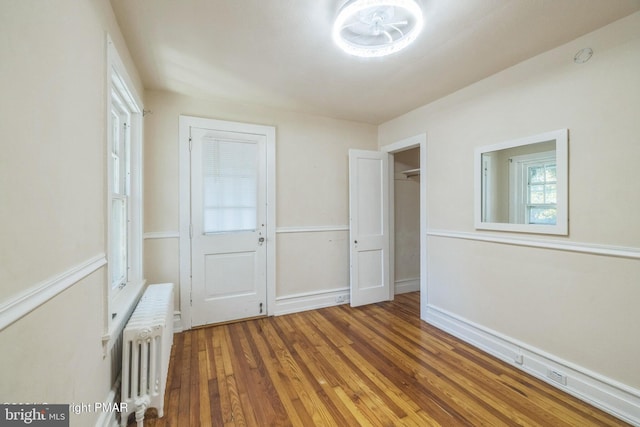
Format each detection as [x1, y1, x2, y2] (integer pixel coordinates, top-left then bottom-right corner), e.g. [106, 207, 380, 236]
[189, 124, 268, 327]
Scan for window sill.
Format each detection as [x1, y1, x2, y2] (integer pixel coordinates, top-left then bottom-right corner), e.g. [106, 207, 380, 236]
[102, 278, 146, 351]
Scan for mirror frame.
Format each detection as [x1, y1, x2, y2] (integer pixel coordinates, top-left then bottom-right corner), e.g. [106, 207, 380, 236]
[474, 129, 568, 235]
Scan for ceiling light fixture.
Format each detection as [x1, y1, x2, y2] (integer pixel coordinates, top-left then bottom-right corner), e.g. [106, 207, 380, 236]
[332, 0, 424, 58]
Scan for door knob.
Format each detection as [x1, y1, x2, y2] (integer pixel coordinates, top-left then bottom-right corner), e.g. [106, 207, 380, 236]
[258, 237, 265, 245]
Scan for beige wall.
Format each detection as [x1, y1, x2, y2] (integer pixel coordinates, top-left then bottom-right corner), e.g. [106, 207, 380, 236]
[142, 90, 377, 306]
[0, 0, 143, 425]
[379, 12, 640, 388]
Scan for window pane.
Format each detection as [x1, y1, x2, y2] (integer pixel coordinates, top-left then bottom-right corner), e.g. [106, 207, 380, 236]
[111, 110, 120, 156]
[529, 166, 545, 184]
[203, 139, 258, 233]
[111, 107, 129, 196]
[529, 207, 556, 224]
[545, 184, 557, 203]
[112, 153, 120, 194]
[111, 109, 121, 193]
[545, 166, 556, 182]
[111, 197, 127, 287]
[529, 185, 545, 203]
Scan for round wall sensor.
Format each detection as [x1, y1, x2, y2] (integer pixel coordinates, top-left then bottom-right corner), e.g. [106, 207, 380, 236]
[574, 48, 593, 64]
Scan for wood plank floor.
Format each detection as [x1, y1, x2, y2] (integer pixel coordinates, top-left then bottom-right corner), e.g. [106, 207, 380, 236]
[139, 292, 628, 426]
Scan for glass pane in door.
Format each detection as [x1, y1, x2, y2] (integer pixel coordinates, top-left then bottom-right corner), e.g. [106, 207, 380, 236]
[202, 138, 258, 233]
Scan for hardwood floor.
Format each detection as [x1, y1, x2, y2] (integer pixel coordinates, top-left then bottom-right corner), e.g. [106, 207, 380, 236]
[141, 292, 628, 426]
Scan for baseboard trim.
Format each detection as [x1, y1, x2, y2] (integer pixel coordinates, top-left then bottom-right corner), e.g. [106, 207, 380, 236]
[0, 254, 106, 331]
[395, 277, 420, 294]
[424, 304, 640, 426]
[173, 310, 184, 333]
[274, 287, 350, 316]
[94, 377, 120, 427]
[273, 281, 420, 317]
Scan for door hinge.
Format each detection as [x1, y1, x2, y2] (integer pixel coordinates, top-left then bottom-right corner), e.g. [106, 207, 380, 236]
[188, 136, 192, 152]
[259, 302, 263, 314]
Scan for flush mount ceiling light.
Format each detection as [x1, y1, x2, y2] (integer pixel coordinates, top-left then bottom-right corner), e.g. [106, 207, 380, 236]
[332, 0, 424, 58]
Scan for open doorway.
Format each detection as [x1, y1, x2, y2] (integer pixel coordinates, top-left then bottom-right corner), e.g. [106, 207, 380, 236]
[393, 148, 421, 297]
[382, 134, 427, 318]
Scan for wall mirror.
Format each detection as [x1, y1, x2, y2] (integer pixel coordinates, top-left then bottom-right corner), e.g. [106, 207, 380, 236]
[474, 129, 568, 235]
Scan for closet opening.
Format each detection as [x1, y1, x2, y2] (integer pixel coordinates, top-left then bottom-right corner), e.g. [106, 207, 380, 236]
[382, 133, 426, 318]
[392, 147, 421, 308]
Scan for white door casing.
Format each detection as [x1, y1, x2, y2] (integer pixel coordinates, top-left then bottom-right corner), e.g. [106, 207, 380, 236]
[179, 116, 276, 329]
[349, 149, 391, 307]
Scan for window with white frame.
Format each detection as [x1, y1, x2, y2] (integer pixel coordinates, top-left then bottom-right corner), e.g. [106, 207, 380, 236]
[110, 88, 130, 290]
[509, 151, 557, 225]
[106, 36, 143, 335]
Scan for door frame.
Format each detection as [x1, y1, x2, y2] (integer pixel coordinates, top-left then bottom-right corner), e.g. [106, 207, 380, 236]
[179, 115, 276, 330]
[381, 133, 427, 317]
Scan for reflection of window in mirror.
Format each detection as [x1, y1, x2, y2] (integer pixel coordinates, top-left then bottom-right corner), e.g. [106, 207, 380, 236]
[474, 128, 567, 235]
[509, 151, 556, 225]
[480, 140, 556, 224]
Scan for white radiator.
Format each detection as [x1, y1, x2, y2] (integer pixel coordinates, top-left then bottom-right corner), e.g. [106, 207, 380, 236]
[120, 283, 174, 427]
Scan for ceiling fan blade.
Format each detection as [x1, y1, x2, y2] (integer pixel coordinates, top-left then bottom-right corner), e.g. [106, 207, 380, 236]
[388, 24, 405, 37]
[384, 20, 409, 26]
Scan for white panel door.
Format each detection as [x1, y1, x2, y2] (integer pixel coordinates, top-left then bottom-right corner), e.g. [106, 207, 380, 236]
[190, 125, 267, 326]
[349, 149, 391, 307]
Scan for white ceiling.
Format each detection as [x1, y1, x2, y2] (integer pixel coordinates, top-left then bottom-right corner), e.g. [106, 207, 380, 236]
[110, 0, 640, 124]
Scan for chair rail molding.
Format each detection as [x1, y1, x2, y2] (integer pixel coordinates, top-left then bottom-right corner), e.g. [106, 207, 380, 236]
[275, 225, 349, 234]
[427, 229, 640, 260]
[143, 231, 180, 239]
[0, 254, 107, 331]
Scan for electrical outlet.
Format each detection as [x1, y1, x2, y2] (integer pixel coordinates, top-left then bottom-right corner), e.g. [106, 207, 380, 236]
[335, 295, 348, 304]
[514, 354, 524, 365]
[547, 369, 567, 385]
